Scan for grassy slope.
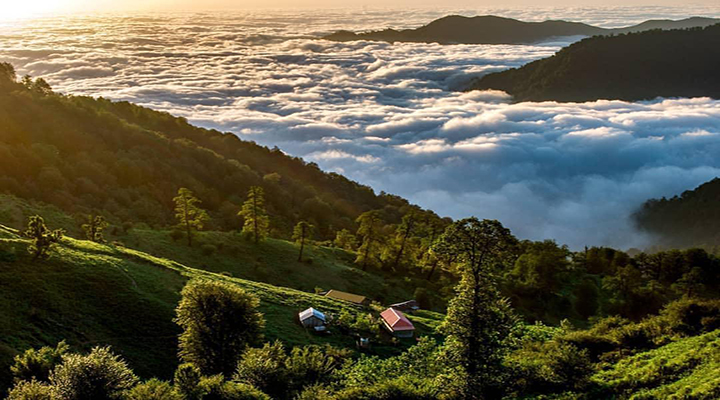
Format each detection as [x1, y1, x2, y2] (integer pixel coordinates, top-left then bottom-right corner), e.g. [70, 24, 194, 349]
[0, 220, 443, 394]
[591, 329, 720, 399]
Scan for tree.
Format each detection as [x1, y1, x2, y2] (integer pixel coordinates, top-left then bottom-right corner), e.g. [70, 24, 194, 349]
[432, 218, 519, 399]
[175, 280, 265, 376]
[173, 188, 209, 247]
[6, 379, 57, 400]
[333, 229, 356, 251]
[50, 347, 138, 400]
[355, 211, 383, 270]
[238, 186, 269, 244]
[387, 212, 418, 271]
[293, 221, 314, 262]
[81, 215, 109, 243]
[23, 215, 64, 260]
[0, 62, 16, 83]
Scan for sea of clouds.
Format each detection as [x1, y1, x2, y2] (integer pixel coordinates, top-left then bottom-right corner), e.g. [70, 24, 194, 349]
[1, 6, 720, 249]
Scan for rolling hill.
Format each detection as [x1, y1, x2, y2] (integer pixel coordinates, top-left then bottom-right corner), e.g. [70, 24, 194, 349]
[323, 15, 720, 45]
[464, 24, 720, 102]
[0, 216, 444, 395]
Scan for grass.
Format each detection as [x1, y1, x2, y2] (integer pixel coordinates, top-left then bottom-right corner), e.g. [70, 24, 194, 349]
[0, 222, 444, 395]
[591, 329, 720, 399]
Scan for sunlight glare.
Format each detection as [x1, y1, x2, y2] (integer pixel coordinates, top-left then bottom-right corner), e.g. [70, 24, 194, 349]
[1, 0, 67, 21]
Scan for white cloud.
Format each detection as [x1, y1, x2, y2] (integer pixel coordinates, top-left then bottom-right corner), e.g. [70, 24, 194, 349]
[2, 7, 720, 249]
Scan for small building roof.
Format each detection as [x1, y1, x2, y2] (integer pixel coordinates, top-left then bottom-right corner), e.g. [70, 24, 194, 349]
[389, 300, 419, 310]
[299, 307, 326, 322]
[381, 308, 415, 331]
[325, 290, 367, 305]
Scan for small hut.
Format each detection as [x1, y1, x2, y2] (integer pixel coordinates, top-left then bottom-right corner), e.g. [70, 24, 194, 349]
[380, 308, 415, 338]
[324, 290, 369, 306]
[298, 307, 326, 328]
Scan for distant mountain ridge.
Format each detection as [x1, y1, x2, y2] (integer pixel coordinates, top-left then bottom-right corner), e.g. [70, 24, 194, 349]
[463, 24, 720, 102]
[324, 15, 720, 45]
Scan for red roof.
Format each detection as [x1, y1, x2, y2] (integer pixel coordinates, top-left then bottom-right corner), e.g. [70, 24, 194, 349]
[381, 308, 415, 331]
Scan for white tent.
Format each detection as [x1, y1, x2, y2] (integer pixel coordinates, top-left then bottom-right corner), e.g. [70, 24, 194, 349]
[299, 307, 326, 328]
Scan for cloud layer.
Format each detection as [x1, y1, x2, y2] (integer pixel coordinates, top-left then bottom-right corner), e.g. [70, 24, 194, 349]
[2, 6, 720, 249]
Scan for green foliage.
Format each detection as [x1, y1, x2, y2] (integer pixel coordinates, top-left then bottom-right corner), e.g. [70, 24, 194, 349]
[11, 341, 69, 383]
[198, 375, 270, 400]
[591, 329, 720, 399]
[174, 363, 203, 400]
[292, 221, 314, 262]
[49, 346, 138, 400]
[81, 215, 109, 243]
[175, 280, 265, 376]
[22, 215, 63, 260]
[6, 379, 57, 400]
[174, 188, 209, 247]
[355, 211, 383, 270]
[238, 187, 269, 245]
[505, 340, 593, 396]
[122, 379, 182, 400]
[433, 218, 519, 397]
[0, 62, 16, 84]
[333, 229, 356, 251]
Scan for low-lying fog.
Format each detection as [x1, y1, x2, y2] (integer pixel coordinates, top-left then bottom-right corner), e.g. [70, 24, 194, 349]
[2, 6, 719, 249]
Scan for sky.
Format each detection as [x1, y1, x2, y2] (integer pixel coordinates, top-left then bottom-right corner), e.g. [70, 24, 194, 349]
[8, 0, 720, 17]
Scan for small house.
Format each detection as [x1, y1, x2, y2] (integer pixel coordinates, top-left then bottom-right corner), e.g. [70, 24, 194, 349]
[324, 290, 368, 306]
[380, 308, 415, 338]
[299, 307, 326, 328]
[389, 300, 419, 312]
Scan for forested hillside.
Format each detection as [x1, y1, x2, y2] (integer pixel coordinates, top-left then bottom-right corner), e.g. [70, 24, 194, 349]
[0, 63, 444, 241]
[635, 178, 720, 248]
[465, 24, 720, 102]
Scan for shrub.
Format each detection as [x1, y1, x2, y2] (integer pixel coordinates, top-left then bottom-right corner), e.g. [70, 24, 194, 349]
[176, 280, 264, 376]
[50, 347, 138, 400]
[6, 380, 57, 400]
[11, 341, 69, 383]
[233, 341, 289, 398]
[122, 379, 181, 400]
[170, 229, 184, 242]
[173, 363, 203, 400]
[199, 375, 270, 400]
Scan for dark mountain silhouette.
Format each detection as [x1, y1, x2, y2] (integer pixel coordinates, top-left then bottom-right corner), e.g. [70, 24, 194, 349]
[324, 15, 720, 45]
[464, 24, 720, 102]
[635, 178, 720, 248]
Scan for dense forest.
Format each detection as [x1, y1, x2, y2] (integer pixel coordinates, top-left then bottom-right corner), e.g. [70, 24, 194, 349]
[1, 61, 720, 399]
[323, 15, 719, 45]
[464, 24, 720, 102]
[0, 62, 446, 241]
[635, 178, 720, 248]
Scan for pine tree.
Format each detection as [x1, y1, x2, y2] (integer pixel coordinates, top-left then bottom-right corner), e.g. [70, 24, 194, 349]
[23, 215, 64, 260]
[355, 211, 383, 270]
[238, 186, 269, 244]
[82, 215, 109, 243]
[432, 218, 519, 399]
[292, 221, 314, 262]
[173, 188, 208, 247]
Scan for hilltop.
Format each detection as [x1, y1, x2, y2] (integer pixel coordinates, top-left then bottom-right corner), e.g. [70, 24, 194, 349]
[0, 63, 444, 242]
[634, 178, 720, 249]
[323, 15, 720, 45]
[464, 24, 720, 102]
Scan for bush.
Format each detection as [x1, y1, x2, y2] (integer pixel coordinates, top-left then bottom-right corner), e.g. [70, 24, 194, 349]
[176, 280, 265, 376]
[335, 376, 438, 400]
[199, 375, 270, 400]
[50, 347, 138, 400]
[173, 363, 203, 400]
[6, 380, 57, 400]
[11, 341, 69, 383]
[170, 229, 184, 242]
[122, 379, 181, 400]
[233, 341, 289, 399]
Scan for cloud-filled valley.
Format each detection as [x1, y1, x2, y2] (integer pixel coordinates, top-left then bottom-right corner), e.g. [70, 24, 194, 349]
[2, 6, 720, 249]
